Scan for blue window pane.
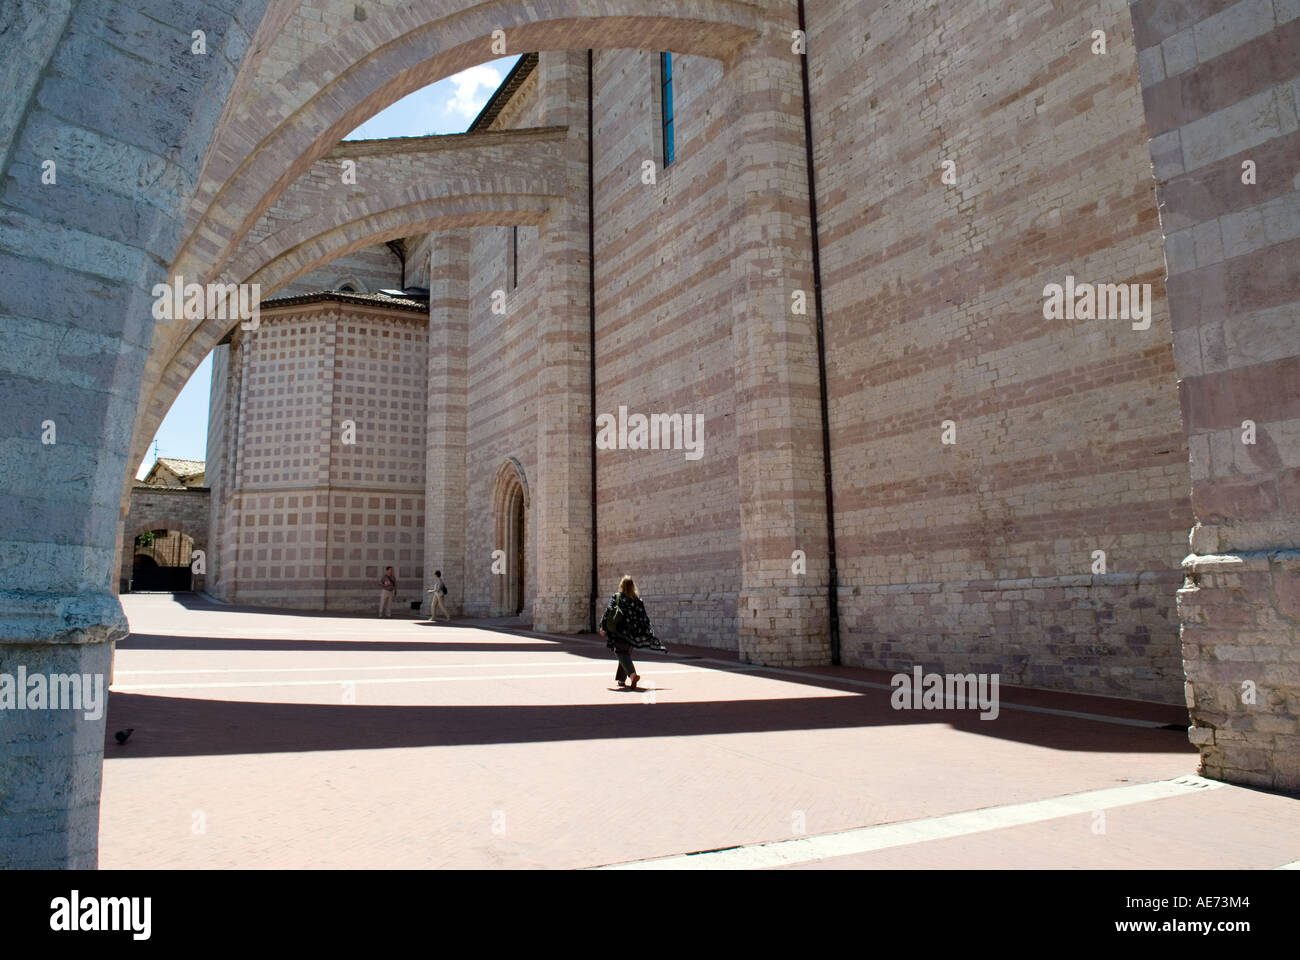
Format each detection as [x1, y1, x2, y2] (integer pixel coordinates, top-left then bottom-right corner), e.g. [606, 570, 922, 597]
[661, 52, 675, 167]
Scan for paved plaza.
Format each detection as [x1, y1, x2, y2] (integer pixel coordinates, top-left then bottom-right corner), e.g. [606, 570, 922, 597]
[99, 595, 1300, 870]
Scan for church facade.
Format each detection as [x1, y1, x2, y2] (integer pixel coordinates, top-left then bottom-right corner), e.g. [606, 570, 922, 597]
[210, 42, 1194, 701]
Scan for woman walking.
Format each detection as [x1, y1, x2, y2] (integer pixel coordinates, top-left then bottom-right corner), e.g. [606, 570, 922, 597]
[597, 575, 666, 690]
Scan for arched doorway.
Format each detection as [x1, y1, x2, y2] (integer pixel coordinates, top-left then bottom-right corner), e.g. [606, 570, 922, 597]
[492, 458, 530, 618]
[131, 529, 194, 592]
[508, 486, 526, 616]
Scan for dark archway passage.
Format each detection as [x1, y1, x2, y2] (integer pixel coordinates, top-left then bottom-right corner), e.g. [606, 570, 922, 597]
[119, 486, 211, 595]
[130, 529, 195, 593]
[492, 457, 531, 619]
[510, 487, 526, 616]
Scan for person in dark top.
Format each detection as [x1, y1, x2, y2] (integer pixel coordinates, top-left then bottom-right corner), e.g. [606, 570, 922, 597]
[597, 575, 665, 690]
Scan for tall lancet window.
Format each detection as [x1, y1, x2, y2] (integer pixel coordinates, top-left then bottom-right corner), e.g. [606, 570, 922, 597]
[508, 225, 519, 289]
[660, 52, 676, 168]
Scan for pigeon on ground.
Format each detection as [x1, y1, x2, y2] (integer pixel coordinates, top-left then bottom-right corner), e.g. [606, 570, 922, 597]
[114, 728, 134, 745]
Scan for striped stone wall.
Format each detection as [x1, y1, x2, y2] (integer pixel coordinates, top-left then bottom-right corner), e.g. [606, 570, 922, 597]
[807, 0, 1192, 701]
[1130, 0, 1300, 789]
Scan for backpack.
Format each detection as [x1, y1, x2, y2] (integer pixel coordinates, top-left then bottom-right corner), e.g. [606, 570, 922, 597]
[439, 581, 448, 596]
[609, 595, 627, 634]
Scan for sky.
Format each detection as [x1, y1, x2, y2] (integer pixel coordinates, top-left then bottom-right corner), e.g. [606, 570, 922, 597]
[136, 56, 520, 480]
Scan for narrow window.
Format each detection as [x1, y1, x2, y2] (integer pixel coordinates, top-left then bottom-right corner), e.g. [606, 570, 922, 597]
[660, 52, 675, 168]
[509, 225, 519, 289]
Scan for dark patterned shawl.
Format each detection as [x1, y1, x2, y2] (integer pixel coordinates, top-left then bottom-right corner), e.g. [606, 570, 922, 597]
[599, 593, 666, 652]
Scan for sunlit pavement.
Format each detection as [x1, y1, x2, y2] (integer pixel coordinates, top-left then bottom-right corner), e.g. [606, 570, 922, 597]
[98, 594, 1300, 869]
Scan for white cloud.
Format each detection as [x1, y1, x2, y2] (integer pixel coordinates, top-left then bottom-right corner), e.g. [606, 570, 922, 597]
[443, 64, 503, 120]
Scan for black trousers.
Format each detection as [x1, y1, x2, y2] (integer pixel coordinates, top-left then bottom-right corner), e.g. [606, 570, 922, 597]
[612, 638, 636, 681]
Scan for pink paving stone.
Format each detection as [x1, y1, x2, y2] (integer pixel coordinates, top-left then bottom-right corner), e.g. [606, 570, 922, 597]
[779, 787, 1300, 870]
[96, 594, 1297, 869]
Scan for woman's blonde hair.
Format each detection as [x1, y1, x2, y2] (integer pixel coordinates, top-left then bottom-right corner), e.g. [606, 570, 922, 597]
[618, 575, 639, 598]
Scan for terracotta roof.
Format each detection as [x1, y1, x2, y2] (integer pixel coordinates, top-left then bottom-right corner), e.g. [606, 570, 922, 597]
[156, 458, 205, 478]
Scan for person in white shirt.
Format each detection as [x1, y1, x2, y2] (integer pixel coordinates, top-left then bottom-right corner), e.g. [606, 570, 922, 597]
[426, 570, 450, 622]
[378, 566, 396, 618]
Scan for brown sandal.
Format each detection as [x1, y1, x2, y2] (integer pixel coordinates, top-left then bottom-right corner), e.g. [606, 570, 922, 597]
[628, 673, 640, 689]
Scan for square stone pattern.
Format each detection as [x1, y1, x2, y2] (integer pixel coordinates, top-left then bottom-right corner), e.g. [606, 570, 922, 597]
[209, 305, 427, 612]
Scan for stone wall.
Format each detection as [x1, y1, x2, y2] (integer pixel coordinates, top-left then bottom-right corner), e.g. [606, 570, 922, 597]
[2, 0, 1294, 874]
[423, 232, 473, 617]
[440, 58, 546, 618]
[416, 7, 1201, 687]
[437, 47, 761, 645]
[804, 0, 1192, 701]
[1130, 0, 1300, 789]
[460, 218, 542, 617]
[589, 49, 742, 647]
[0, 0, 269, 867]
[205, 343, 232, 594]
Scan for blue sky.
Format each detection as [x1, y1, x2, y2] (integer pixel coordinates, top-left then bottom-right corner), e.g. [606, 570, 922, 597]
[136, 56, 520, 479]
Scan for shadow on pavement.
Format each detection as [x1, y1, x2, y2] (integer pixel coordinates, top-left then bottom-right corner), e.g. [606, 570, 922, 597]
[103, 686, 1196, 760]
[119, 634, 564, 655]
[111, 599, 1194, 761]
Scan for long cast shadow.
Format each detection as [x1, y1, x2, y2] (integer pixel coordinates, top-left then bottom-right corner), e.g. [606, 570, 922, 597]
[163, 592, 446, 620]
[112, 603, 1194, 759]
[118, 634, 568, 655]
[102, 688, 1196, 760]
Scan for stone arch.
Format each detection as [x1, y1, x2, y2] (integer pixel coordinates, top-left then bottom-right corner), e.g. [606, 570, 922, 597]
[129, 125, 570, 488]
[491, 458, 531, 618]
[0, 0, 790, 868]
[170, 2, 760, 284]
[131, 190, 560, 483]
[123, 9, 776, 640]
[140, 3, 763, 447]
[242, 193, 557, 294]
[129, 528, 192, 564]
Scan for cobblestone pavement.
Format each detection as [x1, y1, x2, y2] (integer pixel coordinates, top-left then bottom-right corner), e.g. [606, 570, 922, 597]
[98, 594, 1300, 869]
